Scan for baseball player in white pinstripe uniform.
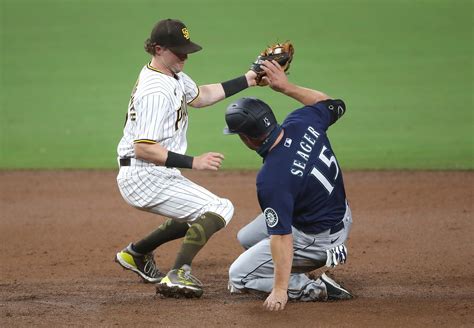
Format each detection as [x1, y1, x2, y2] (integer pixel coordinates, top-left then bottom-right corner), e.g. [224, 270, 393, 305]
[115, 19, 257, 298]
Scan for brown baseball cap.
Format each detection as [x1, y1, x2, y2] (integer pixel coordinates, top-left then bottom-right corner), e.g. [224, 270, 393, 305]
[150, 19, 202, 54]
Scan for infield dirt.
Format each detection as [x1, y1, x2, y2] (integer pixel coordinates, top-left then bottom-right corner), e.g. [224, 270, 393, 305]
[1, 170, 473, 327]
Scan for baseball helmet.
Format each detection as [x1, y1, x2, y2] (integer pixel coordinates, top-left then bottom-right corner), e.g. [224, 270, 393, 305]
[223, 98, 277, 138]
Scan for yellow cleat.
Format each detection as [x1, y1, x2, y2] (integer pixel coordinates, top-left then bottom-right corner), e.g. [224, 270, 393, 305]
[156, 265, 203, 298]
[115, 243, 164, 283]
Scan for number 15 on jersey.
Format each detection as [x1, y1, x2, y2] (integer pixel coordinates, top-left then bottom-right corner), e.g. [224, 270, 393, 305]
[310, 145, 340, 194]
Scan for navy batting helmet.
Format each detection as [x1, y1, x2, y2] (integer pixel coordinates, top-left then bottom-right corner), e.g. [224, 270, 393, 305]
[223, 97, 277, 138]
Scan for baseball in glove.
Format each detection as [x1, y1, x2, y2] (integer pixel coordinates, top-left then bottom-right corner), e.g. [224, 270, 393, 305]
[250, 41, 294, 86]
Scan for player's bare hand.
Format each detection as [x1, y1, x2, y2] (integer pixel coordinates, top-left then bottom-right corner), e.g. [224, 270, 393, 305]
[263, 288, 288, 311]
[245, 70, 258, 87]
[261, 60, 290, 93]
[193, 152, 224, 171]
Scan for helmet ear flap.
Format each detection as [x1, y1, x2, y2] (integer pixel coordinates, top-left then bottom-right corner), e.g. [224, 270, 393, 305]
[238, 133, 265, 151]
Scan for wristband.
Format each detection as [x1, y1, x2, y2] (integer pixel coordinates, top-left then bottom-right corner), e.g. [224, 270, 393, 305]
[165, 151, 194, 169]
[221, 75, 248, 98]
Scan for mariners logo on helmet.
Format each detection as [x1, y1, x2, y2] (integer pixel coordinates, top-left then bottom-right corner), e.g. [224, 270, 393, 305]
[264, 208, 278, 227]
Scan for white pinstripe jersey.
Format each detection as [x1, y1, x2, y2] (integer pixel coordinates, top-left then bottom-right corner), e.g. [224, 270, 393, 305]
[117, 64, 199, 159]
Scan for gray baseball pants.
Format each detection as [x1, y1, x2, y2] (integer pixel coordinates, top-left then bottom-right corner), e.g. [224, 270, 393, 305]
[228, 205, 352, 301]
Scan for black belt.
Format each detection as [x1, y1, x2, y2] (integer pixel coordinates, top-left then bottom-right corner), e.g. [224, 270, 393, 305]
[119, 158, 131, 166]
[329, 220, 344, 234]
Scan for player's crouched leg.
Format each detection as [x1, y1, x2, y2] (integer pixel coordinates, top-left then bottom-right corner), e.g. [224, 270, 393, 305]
[228, 237, 274, 295]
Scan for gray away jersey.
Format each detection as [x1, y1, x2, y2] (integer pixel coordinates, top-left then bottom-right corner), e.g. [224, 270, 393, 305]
[117, 64, 199, 159]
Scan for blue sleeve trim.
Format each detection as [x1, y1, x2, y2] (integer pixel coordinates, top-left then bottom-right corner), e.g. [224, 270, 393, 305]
[268, 228, 292, 235]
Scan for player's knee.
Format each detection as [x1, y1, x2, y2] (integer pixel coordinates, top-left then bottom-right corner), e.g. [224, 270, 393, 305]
[237, 227, 252, 249]
[237, 215, 266, 249]
[223, 198, 234, 223]
[212, 198, 234, 225]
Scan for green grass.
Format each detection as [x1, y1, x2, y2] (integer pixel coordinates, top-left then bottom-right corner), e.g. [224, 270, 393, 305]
[1, 0, 472, 169]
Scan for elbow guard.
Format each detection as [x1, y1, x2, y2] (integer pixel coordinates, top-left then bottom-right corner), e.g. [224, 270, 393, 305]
[318, 99, 346, 125]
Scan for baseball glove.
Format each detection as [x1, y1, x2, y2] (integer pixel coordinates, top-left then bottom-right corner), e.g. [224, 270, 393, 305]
[250, 41, 294, 86]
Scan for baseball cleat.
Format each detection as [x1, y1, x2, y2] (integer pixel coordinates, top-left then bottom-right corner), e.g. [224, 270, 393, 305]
[228, 281, 244, 294]
[156, 265, 203, 298]
[115, 243, 165, 283]
[320, 272, 353, 300]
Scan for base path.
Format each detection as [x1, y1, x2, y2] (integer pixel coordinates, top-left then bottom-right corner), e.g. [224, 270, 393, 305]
[1, 170, 472, 327]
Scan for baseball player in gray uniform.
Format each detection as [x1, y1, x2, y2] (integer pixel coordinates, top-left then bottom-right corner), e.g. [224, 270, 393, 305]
[115, 18, 257, 298]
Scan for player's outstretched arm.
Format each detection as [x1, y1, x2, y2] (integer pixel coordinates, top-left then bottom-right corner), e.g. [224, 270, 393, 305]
[261, 60, 330, 106]
[189, 71, 257, 108]
[134, 143, 223, 171]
